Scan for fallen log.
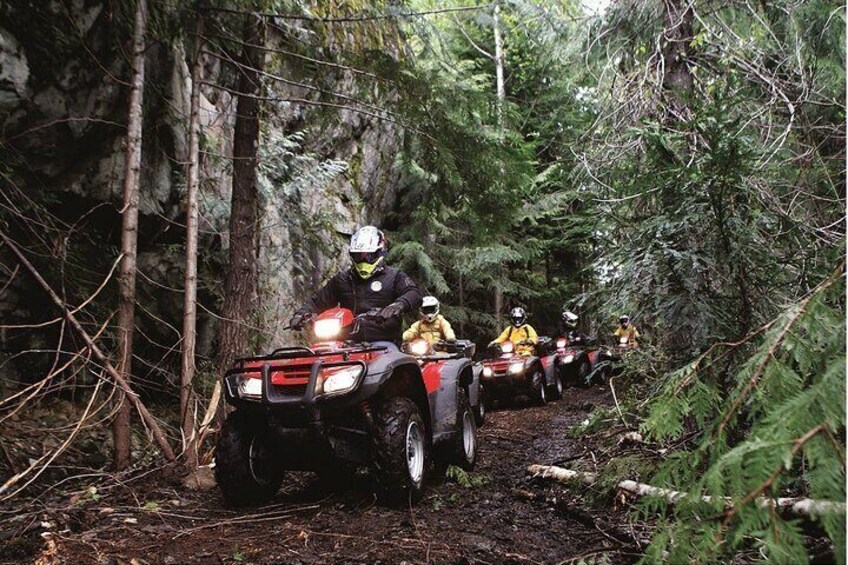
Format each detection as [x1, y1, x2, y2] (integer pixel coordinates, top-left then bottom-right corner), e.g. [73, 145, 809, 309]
[527, 464, 846, 517]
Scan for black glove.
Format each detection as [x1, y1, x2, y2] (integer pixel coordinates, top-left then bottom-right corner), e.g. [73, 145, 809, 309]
[378, 301, 406, 320]
[289, 310, 312, 330]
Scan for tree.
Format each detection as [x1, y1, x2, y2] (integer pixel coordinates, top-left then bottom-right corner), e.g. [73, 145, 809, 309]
[113, 0, 149, 470]
[216, 9, 266, 377]
[180, 9, 205, 471]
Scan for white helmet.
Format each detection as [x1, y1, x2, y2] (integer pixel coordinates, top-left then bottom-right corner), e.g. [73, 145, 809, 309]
[562, 310, 579, 329]
[349, 226, 387, 279]
[420, 296, 440, 323]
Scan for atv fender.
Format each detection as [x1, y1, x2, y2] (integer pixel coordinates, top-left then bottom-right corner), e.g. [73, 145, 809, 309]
[428, 358, 474, 446]
[540, 355, 558, 388]
[356, 351, 431, 435]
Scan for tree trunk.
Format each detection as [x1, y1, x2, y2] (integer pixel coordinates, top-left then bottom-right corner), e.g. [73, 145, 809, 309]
[216, 13, 265, 376]
[180, 13, 204, 471]
[661, 0, 694, 120]
[492, 1, 506, 329]
[113, 0, 148, 470]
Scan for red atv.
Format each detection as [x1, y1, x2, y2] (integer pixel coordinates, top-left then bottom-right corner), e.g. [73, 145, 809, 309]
[216, 307, 481, 506]
[479, 339, 562, 408]
[553, 336, 604, 387]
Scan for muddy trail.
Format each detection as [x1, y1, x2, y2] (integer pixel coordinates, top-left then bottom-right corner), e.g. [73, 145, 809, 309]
[4, 386, 645, 564]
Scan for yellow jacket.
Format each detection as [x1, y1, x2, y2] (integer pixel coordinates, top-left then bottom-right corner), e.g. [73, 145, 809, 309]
[495, 324, 538, 356]
[613, 324, 640, 344]
[403, 314, 456, 345]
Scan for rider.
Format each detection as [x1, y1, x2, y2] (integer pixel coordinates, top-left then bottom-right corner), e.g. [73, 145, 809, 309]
[289, 226, 423, 350]
[561, 310, 592, 346]
[403, 296, 456, 345]
[490, 307, 538, 356]
[613, 314, 640, 346]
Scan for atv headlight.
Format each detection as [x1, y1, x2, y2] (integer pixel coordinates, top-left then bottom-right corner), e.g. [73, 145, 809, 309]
[619, 336, 629, 345]
[508, 362, 525, 375]
[556, 339, 567, 349]
[482, 366, 493, 378]
[562, 354, 575, 364]
[409, 339, 430, 357]
[501, 341, 515, 354]
[314, 318, 343, 340]
[322, 365, 364, 395]
[237, 377, 262, 400]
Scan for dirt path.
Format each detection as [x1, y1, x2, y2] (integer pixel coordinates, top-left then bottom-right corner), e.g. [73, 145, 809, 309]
[8, 386, 642, 564]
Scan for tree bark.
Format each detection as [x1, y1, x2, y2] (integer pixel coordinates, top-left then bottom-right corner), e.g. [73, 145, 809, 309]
[113, 0, 148, 470]
[180, 12, 204, 470]
[216, 12, 265, 376]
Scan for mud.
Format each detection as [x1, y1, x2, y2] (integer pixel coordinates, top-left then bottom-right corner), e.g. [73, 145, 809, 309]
[3, 386, 644, 564]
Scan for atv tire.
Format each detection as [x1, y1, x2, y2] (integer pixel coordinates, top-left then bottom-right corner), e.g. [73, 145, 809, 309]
[474, 384, 486, 427]
[450, 389, 478, 471]
[532, 368, 547, 406]
[215, 411, 285, 506]
[576, 358, 591, 387]
[548, 370, 564, 400]
[371, 397, 428, 505]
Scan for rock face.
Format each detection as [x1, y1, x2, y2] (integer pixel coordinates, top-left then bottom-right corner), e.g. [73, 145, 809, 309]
[0, 2, 403, 382]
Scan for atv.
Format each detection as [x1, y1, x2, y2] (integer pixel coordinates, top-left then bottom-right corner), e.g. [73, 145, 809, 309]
[479, 339, 562, 408]
[215, 307, 480, 507]
[401, 337, 485, 428]
[554, 336, 604, 387]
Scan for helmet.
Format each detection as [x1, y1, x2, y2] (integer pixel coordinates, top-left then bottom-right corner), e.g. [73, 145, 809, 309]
[420, 296, 440, 323]
[619, 314, 630, 326]
[562, 310, 579, 329]
[349, 226, 387, 280]
[509, 307, 526, 327]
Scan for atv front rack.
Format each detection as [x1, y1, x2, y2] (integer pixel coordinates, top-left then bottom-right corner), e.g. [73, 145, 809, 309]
[235, 344, 388, 363]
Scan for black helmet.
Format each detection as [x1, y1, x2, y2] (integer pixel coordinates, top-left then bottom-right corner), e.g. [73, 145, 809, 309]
[562, 310, 579, 329]
[619, 314, 630, 326]
[509, 307, 526, 327]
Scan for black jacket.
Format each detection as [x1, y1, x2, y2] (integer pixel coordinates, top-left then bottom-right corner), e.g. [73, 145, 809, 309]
[562, 328, 593, 346]
[299, 267, 423, 342]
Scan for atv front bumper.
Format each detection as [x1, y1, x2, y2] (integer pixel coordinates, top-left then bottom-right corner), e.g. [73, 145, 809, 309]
[480, 370, 538, 397]
[222, 359, 381, 467]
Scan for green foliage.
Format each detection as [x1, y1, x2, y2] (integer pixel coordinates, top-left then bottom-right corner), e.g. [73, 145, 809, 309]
[445, 465, 489, 487]
[638, 270, 845, 564]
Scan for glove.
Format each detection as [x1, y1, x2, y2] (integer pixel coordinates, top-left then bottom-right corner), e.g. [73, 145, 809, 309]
[378, 301, 406, 320]
[289, 311, 312, 330]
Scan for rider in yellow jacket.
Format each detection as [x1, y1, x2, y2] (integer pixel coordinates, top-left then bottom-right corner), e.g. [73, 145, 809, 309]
[613, 314, 640, 346]
[490, 307, 538, 356]
[403, 296, 456, 345]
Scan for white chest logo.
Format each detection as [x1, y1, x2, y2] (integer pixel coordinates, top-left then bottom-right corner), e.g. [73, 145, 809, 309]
[370, 281, 383, 292]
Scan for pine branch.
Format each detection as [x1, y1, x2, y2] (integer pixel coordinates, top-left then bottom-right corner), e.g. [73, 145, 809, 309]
[713, 262, 845, 441]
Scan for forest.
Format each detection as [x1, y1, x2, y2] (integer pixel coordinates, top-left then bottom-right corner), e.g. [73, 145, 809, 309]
[0, 0, 844, 563]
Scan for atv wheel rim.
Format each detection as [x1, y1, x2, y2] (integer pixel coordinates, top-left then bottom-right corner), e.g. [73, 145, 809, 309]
[479, 394, 485, 420]
[406, 420, 425, 485]
[539, 373, 546, 402]
[556, 376, 564, 395]
[248, 436, 272, 486]
[462, 411, 476, 463]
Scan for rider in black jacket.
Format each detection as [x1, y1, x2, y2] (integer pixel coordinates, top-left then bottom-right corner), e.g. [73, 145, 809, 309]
[560, 310, 594, 346]
[289, 226, 423, 348]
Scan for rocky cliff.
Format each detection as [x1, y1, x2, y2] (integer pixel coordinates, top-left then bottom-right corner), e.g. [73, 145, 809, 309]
[0, 2, 403, 384]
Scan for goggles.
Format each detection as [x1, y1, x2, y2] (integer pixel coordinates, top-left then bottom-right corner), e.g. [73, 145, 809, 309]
[350, 251, 382, 264]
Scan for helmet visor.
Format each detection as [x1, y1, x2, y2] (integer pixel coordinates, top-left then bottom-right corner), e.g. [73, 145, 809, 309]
[421, 305, 438, 315]
[511, 315, 525, 326]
